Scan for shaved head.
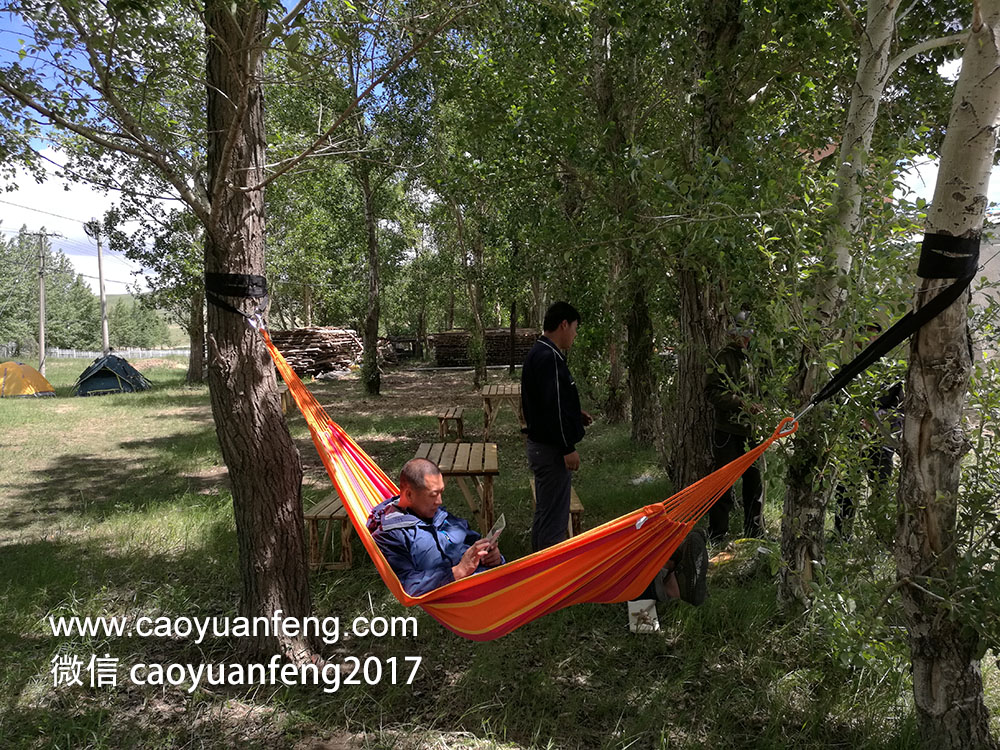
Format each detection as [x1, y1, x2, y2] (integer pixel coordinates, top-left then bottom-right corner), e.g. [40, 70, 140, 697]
[399, 458, 442, 491]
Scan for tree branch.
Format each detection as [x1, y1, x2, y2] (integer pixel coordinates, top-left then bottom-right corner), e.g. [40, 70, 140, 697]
[250, 6, 472, 192]
[0, 78, 210, 225]
[835, 0, 865, 39]
[888, 33, 965, 77]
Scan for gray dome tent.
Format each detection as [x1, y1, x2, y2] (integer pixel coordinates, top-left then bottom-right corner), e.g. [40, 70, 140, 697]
[73, 354, 152, 396]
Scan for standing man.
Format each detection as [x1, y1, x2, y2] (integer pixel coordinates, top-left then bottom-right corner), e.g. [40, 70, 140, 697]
[706, 322, 765, 542]
[521, 301, 592, 552]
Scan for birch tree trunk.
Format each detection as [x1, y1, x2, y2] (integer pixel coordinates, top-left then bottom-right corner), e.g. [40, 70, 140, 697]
[780, 0, 898, 606]
[204, 0, 315, 662]
[896, 4, 1000, 746]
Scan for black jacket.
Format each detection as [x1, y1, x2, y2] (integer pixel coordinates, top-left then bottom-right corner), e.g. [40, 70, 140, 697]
[520, 335, 585, 454]
[707, 342, 754, 437]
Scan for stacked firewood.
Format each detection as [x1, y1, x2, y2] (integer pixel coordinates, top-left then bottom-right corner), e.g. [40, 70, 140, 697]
[430, 329, 538, 367]
[270, 327, 363, 375]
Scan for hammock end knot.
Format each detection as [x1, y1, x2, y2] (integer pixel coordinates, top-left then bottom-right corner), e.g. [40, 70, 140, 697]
[773, 417, 799, 440]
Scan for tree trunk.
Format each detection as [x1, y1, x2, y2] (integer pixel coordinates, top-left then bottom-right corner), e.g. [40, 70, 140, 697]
[780, 0, 897, 605]
[529, 276, 543, 328]
[603, 253, 628, 424]
[589, 13, 655, 440]
[204, 0, 315, 662]
[467, 240, 487, 389]
[623, 249, 659, 443]
[509, 233, 519, 375]
[186, 288, 205, 384]
[670, 267, 724, 489]
[896, 7, 1000, 746]
[667, 0, 740, 483]
[508, 299, 517, 375]
[359, 168, 381, 396]
[303, 284, 313, 328]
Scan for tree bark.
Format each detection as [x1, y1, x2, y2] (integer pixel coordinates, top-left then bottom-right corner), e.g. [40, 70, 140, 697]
[359, 167, 381, 396]
[670, 267, 724, 489]
[896, 6, 1000, 746]
[204, 0, 315, 662]
[185, 288, 205, 384]
[303, 284, 313, 328]
[623, 247, 660, 443]
[589, 11, 657, 440]
[780, 0, 897, 606]
[603, 252, 628, 424]
[669, 0, 741, 486]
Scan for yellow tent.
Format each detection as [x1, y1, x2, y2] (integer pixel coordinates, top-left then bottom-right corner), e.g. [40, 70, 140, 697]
[0, 361, 56, 398]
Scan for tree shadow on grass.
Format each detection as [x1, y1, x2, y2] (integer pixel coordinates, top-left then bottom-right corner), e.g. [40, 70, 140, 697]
[2, 426, 227, 534]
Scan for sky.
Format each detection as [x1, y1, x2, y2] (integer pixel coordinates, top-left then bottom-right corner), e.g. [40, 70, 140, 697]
[1, 151, 150, 296]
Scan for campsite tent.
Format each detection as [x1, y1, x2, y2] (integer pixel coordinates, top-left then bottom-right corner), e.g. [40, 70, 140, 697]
[0, 361, 56, 398]
[73, 354, 151, 396]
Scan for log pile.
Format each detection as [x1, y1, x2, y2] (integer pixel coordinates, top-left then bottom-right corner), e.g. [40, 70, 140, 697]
[270, 327, 363, 375]
[430, 328, 538, 367]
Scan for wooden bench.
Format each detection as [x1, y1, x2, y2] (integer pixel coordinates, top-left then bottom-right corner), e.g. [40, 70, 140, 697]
[529, 478, 584, 537]
[303, 494, 353, 571]
[437, 407, 465, 439]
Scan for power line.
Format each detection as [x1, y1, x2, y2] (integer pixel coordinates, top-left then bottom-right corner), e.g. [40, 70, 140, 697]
[0, 197, 90, 224]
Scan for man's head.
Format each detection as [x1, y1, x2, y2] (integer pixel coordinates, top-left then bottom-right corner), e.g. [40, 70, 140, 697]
[543, 301, 581, 351]
[728, 311, 753, 348]
[397, 458, 445, 520]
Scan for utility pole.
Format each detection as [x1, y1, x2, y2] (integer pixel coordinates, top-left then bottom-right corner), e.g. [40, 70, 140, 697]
[30, 231, 62, 376]
[85, 219, 110, 355]
[37, 234, 45, 376]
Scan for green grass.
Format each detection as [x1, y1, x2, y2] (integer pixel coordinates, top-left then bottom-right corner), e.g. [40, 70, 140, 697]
[0, 361, 996, 748]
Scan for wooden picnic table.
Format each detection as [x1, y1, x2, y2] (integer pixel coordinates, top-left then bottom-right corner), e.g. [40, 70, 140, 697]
[481, 383, 525, 439]
[413, 441, 499, 531]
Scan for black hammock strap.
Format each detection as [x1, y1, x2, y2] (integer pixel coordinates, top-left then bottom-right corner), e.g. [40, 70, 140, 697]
[808, 231, 980, 409]
[205, 272, 268, 320]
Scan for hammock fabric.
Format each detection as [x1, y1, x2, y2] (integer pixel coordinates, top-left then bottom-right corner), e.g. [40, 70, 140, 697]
[261, 328, 797, 641]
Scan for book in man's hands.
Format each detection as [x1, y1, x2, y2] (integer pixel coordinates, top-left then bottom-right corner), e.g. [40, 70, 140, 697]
[484, 513, 505, 545]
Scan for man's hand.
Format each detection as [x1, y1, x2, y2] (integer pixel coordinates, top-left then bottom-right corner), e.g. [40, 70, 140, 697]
[481, 542, 502, 567]
[564, 450, 581, 471]
[452, 539, 491, 580]
[581, 409, 594, 426]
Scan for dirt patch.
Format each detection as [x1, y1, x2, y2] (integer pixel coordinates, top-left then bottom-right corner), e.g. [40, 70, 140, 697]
[133, 358, 188, 372]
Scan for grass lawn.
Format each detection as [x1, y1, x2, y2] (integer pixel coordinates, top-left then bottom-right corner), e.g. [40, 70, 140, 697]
[0, 357, 996, 749]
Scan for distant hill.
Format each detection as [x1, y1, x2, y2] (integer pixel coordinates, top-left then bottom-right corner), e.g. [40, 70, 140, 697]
[102, 293, 187, 348]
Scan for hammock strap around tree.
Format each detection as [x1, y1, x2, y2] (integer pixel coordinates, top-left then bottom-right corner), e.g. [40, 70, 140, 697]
[257, 324, 797, 640]
[805, 232, 979, 411]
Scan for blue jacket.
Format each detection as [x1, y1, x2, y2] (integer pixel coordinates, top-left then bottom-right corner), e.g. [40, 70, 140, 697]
[366, 496, 503, 596]
[520, 335, 585, 454]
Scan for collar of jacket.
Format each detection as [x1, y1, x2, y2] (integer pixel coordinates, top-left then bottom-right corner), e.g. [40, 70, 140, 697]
[538, 335, 565, 360]
[374, 500, 449, 532]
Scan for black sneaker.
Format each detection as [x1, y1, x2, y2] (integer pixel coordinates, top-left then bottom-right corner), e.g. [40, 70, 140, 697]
[674, 529, 708, 606]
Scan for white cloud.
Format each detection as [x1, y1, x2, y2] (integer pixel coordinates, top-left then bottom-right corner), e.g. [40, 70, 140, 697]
[0, 149, 150, 295]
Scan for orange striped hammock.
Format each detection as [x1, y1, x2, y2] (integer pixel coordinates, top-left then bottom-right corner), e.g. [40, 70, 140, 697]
[261, 328, 797, 641]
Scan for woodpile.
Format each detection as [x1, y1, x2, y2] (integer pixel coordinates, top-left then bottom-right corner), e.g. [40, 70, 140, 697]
[430, 328, 538, 367]
[270, 327, 363, 375]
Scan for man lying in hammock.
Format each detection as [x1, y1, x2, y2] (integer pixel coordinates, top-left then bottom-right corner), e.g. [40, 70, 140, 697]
[366, 458, 506, 595]
[367, 458, 709, 606]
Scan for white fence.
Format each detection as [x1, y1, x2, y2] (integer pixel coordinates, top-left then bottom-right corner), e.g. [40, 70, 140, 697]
[46, 347, 191, 360]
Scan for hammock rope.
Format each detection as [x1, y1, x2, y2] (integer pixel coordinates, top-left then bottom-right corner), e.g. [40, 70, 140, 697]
[259, 326, 796, 640]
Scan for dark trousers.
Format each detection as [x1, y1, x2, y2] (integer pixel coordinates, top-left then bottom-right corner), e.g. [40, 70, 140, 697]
[834, 443, 894, 537]
[708, 430, 763, 541]
[526, 439, 572, 552]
